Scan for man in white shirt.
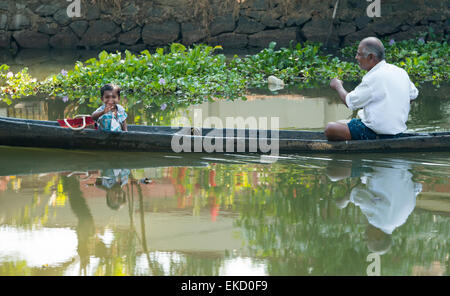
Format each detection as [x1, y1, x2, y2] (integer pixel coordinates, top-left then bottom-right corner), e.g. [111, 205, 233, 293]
[325, 37, 419, 141]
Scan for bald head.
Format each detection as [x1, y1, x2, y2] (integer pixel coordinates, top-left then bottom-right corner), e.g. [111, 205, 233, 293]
[360, 37, 385, 61]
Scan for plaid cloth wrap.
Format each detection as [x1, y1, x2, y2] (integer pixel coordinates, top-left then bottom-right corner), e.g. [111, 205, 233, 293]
[95, 104, 127, 132]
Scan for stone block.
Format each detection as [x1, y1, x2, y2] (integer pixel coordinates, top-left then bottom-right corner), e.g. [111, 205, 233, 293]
[38, 22, 59, 35]
[13, 31, 49, 48]
[54, 9, 71, 26]
[209, 14, 236, 36]
[121, 17, 137, 32]
[208, 33, 248, 48]
[70, 21, 89, 38]
[142, 21, 180, 46]
[338, 22, 356, 37]
[9, 14, 31, 31]
[0, 30, 10, 48]
[248, 28, 297, 48]
[80, 20, 121, 48]
[35, 4, 59, 16]
[49, 27, 79, 48]
[0, 14, 6, 30]
[301, 18, 339, 44]
[182, 22, 208, 45]
[235, 16, 265, 34]
[119, 26, 142, 45]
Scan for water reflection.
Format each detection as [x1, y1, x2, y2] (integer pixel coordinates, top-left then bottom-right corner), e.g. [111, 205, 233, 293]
[1, 82, 449, 132]
[327, 159, 422, 255]
[0, 149, 448, 275]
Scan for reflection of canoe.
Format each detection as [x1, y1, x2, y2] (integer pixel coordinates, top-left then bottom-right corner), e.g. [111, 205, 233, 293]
[0, 145, 213, 176]
[1, 117, 450, 153]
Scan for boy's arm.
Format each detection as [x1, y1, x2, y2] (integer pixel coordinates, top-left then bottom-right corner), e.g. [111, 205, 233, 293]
[121, 121, 128, 132]
[91, 109, 105, 121]
[92, 105, 114, 121]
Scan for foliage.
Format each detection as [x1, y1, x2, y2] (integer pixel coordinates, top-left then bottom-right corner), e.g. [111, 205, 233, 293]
[1, 36, 448, 108]
[341, 36, 449, 86]
[0, 64, 39, 105]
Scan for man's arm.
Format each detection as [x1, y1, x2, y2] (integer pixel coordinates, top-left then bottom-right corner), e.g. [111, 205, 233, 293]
[330, 78, 349, 107]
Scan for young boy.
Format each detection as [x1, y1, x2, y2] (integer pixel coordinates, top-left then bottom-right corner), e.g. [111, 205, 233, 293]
[91, 83, 128, 132]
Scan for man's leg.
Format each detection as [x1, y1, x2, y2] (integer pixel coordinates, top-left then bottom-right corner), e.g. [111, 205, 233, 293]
[325, 122, 352, 141]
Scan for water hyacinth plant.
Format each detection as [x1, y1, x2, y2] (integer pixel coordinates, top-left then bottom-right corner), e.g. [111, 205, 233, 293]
[1, 36, 448, 108]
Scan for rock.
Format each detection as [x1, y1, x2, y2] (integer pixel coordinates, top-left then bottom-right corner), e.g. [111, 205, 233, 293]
[235, 16, 265, 34]
[121, 17, 137, 32]
[146, 6, 165, 18]
[128, 43, 147, 53]
[38, 22, 59, 35]
[85, 5, 101, 21]
[13, 31, 49, 48]
[0, 1, 9, 11]
[388, 30, 418, 42]
[9, 14, 31, 31]
[354, 15, 371, 30]
[142, 21, 179, 46]
[119, 27, 142, 45]
[209, 14, 236, 36]
[248, 28, 297, 48]
[35, 4, 59, 17]
[370, 19, 401, 35]
[49, 27, 79, 48]
[0, 30, 10, 48]
[70, 21, 89, 38]
[122, 3, 139, 16]
[0, 14, 6, 30]
[344, 27, 376, 46]
[302, 18, 339, 44]
[250, 0, 269, 10]
[54, 9, 71, 26]
[338, 22, 356, 37]
[285, 14, 312, 27]
[208, 33, 248, 48]
[182, 22, 207, 45]
[81, 20, 121, 48]
[261, 14, 282, 28]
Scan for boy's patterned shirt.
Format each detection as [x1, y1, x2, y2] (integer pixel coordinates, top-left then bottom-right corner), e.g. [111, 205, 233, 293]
[95, 104, 127, 132]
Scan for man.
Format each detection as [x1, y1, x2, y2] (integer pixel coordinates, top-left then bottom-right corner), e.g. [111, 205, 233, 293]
[325, 37, 419, 141]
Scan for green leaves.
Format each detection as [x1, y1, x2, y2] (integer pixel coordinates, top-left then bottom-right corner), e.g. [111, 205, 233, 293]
[1, 38, 448, 108]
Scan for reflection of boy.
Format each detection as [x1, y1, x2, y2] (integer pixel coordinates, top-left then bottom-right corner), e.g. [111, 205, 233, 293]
[96, 169, 131, 210]
[328, 160, 422, 254]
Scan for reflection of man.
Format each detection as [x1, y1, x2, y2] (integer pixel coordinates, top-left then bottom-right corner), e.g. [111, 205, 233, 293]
[328, 160, 422, 254]
[95, 169, 131, 210]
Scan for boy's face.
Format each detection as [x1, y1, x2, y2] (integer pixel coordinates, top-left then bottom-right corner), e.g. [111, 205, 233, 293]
[101, 89, 120, 105]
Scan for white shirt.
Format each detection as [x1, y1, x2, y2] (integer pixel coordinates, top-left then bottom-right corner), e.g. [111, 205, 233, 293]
[349, 161, 421, 234]
[345, 60, 419, 135]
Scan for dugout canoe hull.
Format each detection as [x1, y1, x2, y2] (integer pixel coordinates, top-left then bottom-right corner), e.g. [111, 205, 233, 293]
[1, 117, 450, 153]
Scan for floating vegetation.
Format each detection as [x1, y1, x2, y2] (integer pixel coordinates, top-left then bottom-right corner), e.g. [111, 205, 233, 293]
[1, 37, 448, 110]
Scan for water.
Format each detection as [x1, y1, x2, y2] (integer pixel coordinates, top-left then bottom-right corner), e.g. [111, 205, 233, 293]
[0, 51, 449, 276]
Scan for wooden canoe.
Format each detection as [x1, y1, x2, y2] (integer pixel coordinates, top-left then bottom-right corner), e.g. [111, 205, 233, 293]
[1, 116, 450, 153]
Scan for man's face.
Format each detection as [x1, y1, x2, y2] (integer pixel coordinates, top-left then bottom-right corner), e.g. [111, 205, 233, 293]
[355, 43, 373, 71]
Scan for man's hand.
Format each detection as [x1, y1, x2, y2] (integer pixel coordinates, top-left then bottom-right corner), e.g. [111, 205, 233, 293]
[329, 78, 349, 107]
[330, 78, 343, 90]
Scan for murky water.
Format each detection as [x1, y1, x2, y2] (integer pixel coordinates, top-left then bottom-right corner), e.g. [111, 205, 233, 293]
[0, 51, 449, 276]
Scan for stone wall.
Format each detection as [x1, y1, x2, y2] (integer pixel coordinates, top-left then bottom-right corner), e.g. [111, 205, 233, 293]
[0, 0, 448, 52]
